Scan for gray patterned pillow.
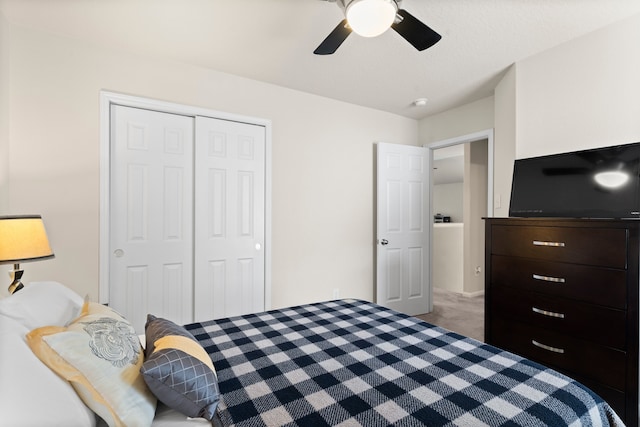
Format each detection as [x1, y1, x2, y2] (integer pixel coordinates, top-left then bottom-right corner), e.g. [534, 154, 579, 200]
[141, 314, 220, 420]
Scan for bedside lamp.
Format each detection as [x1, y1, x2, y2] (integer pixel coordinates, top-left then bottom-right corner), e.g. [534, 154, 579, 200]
[0, 215, 55, 294]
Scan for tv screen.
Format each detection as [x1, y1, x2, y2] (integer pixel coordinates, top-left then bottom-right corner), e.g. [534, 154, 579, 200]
[509, 142, 640, 218]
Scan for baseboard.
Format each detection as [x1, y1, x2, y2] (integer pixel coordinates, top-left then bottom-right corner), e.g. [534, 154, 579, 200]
[433, 287, 485, 298]
[461, 290, 485, 298]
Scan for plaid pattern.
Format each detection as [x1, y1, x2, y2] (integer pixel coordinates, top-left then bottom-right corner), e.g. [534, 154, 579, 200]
[186, 300, 624, 427]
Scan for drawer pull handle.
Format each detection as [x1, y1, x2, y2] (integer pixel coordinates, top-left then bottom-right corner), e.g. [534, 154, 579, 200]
[533, 240, 565, 247]
[532, 340, 565, 354]
[532, 307, 565, 319]
[532, 274, 566, 283]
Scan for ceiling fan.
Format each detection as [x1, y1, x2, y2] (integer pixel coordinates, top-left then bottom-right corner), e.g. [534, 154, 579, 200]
[314, 0, 441, 55]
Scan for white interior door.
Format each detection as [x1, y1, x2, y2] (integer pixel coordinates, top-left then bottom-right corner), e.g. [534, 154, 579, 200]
[109, 105, 195, 333]
[376, 142, 430, 315]
[193, 116, 266, 322]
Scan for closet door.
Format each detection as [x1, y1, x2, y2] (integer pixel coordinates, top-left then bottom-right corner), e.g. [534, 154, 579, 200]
[193, 116, 266, 321]
[109, 105, 194, 333]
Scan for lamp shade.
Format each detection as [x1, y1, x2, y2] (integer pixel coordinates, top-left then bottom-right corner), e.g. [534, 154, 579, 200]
[346, 0, 397, 37]
[0, 215, 54, 264]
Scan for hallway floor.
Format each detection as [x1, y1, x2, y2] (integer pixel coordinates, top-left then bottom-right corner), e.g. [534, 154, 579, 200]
[414, 287, 484, 342]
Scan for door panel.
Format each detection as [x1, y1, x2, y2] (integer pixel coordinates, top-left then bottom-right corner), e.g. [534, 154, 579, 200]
[194, 116, 266, 321]
[377, 142, 430, 315]
[110, 105, 194, 333]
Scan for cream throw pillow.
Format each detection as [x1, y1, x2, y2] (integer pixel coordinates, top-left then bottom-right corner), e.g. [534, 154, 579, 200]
[27, 301, 156, 427]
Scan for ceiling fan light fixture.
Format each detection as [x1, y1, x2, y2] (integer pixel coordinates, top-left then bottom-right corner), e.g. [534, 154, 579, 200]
[345, 0, 398, 38]
[594, 170, 630, 189]
[413, 98, 428, 107]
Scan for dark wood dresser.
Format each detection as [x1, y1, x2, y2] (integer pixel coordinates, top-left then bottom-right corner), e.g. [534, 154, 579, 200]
[484, 217, 639, 426]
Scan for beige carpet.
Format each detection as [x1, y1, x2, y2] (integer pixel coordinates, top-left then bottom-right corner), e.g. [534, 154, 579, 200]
[414, 287, 484, 342]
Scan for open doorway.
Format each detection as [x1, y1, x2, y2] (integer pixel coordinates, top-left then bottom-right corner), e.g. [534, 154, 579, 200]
[414, 129, 493, 342]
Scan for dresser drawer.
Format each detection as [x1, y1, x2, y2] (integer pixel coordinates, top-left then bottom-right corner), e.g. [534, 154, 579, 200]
[491, 255, 627, 309]
[491, 225, 628, 268]
[491, 286, 626, 349]
[490, 319, 627, 391]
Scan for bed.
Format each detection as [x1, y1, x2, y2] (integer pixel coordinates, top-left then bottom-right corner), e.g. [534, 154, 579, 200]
[0, 282, 626, 426]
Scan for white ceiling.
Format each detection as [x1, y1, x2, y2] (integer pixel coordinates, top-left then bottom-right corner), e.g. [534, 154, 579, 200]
[2, 0, 640, 120]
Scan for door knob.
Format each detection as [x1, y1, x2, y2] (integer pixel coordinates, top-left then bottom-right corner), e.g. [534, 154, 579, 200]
[380, 239, 389, 246]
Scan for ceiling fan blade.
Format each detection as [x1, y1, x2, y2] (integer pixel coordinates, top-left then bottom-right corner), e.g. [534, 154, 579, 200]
[392, 9, 441, 51]
[314, 19, 352, 55]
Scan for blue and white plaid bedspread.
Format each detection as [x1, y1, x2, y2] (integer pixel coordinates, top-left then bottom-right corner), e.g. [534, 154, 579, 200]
[186, 299, 624, 426]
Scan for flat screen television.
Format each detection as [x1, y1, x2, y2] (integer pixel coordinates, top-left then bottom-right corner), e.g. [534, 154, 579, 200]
[509, 142, 640, 219]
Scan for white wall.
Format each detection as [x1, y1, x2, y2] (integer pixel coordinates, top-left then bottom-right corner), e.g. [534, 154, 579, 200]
[0, 12, 9, 214]
[433, 182, 463, 222]
[432, 223, 463, 293]
[516, 13, 640, 158]
[421, 12, 640, 297]
[419, 96, 494, 145]
[486, 12, 640, 218]
[492, 65, 516, 218]
[426, 14, 640, 219]
[3, 23, 419, 306]
[463, 141, 487, 295]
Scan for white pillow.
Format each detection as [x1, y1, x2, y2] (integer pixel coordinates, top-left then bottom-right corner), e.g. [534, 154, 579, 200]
[0, 314, 96, 427]
[0, 281, 84, 329]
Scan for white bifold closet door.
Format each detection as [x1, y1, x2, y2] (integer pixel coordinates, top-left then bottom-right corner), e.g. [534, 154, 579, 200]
[193, 116, 265, 323]
[109, 105, 265, 333]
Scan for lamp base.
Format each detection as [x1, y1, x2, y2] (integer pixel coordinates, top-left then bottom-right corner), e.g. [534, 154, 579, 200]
[8, 264, 24, 294]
